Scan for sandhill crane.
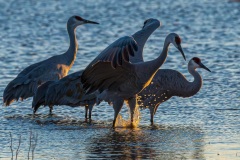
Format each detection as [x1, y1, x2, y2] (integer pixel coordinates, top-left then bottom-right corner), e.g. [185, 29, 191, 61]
[32, 70, 97, 120]
[81, 30, 186, 127]
[138, 57, 211, 125]
[31, 19, 160, 119]
[3, 15, 98, 106]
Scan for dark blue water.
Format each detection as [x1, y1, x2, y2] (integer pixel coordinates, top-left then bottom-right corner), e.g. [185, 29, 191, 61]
[0, 0, 239, 159]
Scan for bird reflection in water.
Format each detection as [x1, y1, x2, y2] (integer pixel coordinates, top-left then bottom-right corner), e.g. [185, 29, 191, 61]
[85, 125, 205, 159]
[86, 128, 157, 159]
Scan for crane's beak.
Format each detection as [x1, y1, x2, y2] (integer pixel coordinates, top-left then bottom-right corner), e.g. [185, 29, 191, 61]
[83, 19, 99, 24]
[177, 45, 186, 61]
[199, 62, 211, 72]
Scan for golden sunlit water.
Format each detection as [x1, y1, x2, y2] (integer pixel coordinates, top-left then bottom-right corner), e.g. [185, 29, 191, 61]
[115, 106, 141, 128]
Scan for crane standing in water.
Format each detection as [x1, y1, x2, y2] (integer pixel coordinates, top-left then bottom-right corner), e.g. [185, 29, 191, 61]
[3, 15, 98, 106]
[81, 20, 186, 127]
[32, 70, 97, 120]
[138, 57, 211, 125]
[31, 19, 161, 120]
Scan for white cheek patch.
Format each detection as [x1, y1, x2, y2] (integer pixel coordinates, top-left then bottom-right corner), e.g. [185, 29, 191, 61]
[193, 61, 199, 67]
[191, 60, 200, 68]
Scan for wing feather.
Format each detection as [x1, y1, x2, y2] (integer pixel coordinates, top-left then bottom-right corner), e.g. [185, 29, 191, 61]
[82, 61, 134, 94]
[3, 64, 61, 105]
[86, 36, 138, 69]
[81, 36, 138, 94]
[45, 71, 85, 106]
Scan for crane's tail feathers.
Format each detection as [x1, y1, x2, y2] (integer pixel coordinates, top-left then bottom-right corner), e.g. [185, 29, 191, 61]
[3, 82, 37, 106]
[32, 81, 54, 113]
[44, 82, 65, 105]
[3, 98, 15, 106]
[33, 104, 41, 114]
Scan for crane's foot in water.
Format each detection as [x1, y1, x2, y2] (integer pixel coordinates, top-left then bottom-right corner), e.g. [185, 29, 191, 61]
[49, 107, 53, 115]
[112, 120, 116, 128]
[84, 118, 92, 124]
[150, 121, 154, 126]
[88, 118, 92, 125]
[129, 122, 135, 128]
[32, 110, 37, 118]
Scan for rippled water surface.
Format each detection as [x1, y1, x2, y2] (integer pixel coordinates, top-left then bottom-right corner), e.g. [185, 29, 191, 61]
[0, 0, 239, 159]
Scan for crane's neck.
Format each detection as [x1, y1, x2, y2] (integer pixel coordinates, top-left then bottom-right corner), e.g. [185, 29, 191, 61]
[181, 65, 202, 97]
[152, 38, 170, 70]
[134, 37, 171, 89]
[64, 25, 78, 67]
[131, 24, 159, 63]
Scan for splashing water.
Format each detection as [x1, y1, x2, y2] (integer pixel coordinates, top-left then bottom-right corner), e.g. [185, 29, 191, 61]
[115, 106, 141, 128]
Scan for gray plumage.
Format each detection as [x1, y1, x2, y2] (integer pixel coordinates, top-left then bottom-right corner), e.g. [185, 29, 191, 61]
[32, 81, 55, 114]
[138, 57, 211, 125]
[32, 70, 97, 119]
[3, 15, 98, 106]
[81, 19, 186, 127]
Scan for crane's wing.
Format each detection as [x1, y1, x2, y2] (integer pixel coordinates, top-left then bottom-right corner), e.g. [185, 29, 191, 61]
[81, 36, 138, 94]
[82, 61, 135, 94]
[131, 27, 158, 63]
[3, 64, 61, 106]
[17, 61, 44, 77]
[45, 70, 86, 106]
[16, 64, 61, 87]
[140, 68, 189, 101]
[17, 55, 59, 77]
[87, 36, 138, 69]
[152, 69, 188, 91]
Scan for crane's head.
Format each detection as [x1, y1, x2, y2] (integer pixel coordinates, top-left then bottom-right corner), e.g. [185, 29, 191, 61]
[190, 57, 211, 72]
[68, 15, 99, 28]
[142, 18, 161, 29]
[168, 33, 186, 61]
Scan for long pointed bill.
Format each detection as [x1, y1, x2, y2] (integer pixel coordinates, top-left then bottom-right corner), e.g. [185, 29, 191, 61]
[199, 62, 211, 72]
[84, 19, 99, 24]
[178, 45, 186, 61]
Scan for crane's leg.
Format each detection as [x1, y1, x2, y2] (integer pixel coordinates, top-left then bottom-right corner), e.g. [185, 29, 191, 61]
[49, 105, 53, 114]
[88, 104, 94, 121]
[85, 105, 89, 120]
[149, 107, 155, 125]
[33, 107, 37, 115]
[112, 99, 124, 128]
[128, 96, 137, 125]
[150, 105, 160, 125]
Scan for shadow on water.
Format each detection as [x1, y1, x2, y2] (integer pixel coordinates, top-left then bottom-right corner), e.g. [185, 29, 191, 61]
[84, 125, 205, 160]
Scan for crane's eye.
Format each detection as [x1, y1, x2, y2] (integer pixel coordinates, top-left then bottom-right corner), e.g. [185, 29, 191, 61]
[75, 16, 83, 21]
[175, 37, 181, 45]
[193, 57, 201, 63]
